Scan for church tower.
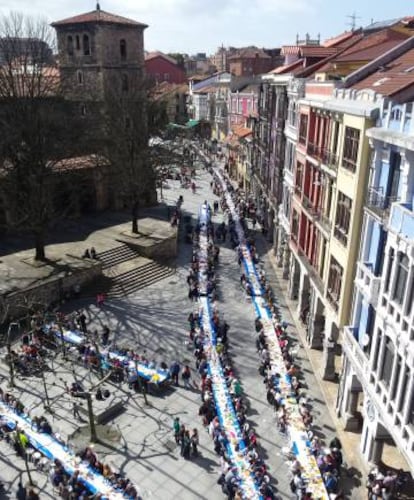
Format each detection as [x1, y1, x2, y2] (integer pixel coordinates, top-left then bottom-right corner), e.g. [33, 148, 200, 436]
[52, 4, 148, 106]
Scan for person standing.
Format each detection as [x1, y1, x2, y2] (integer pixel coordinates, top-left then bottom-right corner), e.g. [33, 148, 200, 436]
[73, 402, 81, 420]
[182, 365, 191, 389]
[170, 361, 180, 386]
[173, 417, 180, 444]
[181, 430, 191, 458]
[191, 428, 199, 457]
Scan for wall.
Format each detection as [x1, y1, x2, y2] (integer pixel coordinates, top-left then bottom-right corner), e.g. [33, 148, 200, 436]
[2, 260, 102, 321]
[145, 57, 186, 84]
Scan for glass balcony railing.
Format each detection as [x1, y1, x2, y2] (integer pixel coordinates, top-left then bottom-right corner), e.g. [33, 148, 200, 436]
[389, 202, 414, 239]
[366, 187, 400, 224]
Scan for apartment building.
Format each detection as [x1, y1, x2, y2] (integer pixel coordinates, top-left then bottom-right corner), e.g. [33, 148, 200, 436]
[289, 83, 383, 379]
[338, 44, 414, 474]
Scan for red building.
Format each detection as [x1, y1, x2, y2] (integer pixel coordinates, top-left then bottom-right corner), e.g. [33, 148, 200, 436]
[145, 51, 186, 84]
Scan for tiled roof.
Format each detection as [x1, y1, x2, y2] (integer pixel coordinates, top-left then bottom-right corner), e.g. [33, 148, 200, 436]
[300, 46, 337, 57]
[335, 29, 409, 62]
[52, 9, 147, 28]
[145, 51, 177, 65]
[151, 81, 188, 100]
[270, 59, 303, 74]
[323, 31, 356, 48]
[228, 47, 271, 60]
[52, 155, 109, 172]
[313, 29, 409, 74]
[352, 46, 414, 97]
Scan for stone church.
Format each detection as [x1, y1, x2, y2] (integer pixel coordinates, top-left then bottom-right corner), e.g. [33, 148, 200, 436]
[0, 4, 155, 230]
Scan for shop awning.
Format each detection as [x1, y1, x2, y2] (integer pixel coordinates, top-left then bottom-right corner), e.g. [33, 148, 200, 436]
[186, 119, 200, 128]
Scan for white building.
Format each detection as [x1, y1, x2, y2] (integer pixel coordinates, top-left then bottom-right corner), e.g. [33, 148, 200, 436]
[339, 98, 414, 475]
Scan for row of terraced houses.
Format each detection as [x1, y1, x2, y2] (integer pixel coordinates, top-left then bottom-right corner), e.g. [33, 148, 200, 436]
[188, 17, 414, 476]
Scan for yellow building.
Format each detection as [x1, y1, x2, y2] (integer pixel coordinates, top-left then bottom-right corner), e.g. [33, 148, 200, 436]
[289, 83, 383, 379]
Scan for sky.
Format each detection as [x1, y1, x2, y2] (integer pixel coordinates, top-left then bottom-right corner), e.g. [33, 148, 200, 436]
[0, 0, 411, 55]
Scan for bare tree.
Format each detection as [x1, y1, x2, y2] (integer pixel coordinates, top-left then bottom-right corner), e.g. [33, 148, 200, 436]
[0, 13, 88, 260]
[103, 73, 174, 234]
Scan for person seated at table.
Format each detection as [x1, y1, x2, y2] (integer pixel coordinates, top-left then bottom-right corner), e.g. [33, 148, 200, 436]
[70, 381, 84, 397]
[286, 363, 297, 377]
[310, 436, 321, 456]
[38, 417, 52, 434]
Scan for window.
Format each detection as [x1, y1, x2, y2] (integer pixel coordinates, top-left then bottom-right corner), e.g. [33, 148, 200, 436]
[76, 35, 80, 50]
[406, 272, 414, 316]
[392, 253, 409, 305]
[164, 73, 170, 81]
[83, 34, 90, 56]
[398, 369, 409, 412]
[299, 114, 308, 144]
[80, 104, 87, 116]
[380, 337, 395, 388]
[77, 70, 83, 85]
[327, 256, 343, 309]
[291, 210, 299, 243]
[125, 116, 131, 129]
[342, 126, 360, 172]
[334, 191, 352, 246]
[121, 74, 129, 92]
[295, 162, 303, 196]
[120, 39, 127, 61]
[384, 247, 394, 293]
[67, 36, 74, 56]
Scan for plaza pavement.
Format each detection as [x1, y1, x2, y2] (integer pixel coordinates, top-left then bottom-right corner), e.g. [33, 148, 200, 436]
[0, 158, 364, 499]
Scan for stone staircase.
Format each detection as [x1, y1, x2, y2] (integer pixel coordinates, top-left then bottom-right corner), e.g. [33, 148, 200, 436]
[83, 244, 175, 298]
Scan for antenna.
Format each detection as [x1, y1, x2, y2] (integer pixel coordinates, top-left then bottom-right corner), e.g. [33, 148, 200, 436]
[347, 12, 361, 31]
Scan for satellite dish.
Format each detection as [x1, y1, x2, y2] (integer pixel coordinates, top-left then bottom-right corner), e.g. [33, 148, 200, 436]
[361, 334, 370, 347]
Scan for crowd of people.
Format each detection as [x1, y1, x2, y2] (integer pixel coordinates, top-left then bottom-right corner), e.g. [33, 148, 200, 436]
[0, 388, 141, 498]
[183, 198, 275, 500]
[205, 148, 348, 499]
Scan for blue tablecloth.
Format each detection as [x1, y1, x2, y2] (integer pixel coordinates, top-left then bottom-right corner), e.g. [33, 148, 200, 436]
[0, 402, 127, 499]
[45, 325, 169, 384]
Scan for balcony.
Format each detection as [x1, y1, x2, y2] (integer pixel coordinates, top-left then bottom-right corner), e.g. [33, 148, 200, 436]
[355, 262, 381, 307]
[321, 149, 338, 170]
[297, 248, 324, 295]
[326, 289, 339, 311]
[343, 326, 369, 382]
[333, 224, 348, 247]
[389, 202, 414, 239]
[366, 187, 399, 222]
[307, 142, 322, 158]
[315, 212, 332, 234]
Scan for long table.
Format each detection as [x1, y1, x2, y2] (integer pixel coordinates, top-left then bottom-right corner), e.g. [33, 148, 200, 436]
[215, 167, 329, 500]
[46, 326, 169, 384]
[0, 401, 126, 499]
[197, 204, 262, 500]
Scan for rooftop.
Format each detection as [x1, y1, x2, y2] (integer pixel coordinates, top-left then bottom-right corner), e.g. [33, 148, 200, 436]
[145, 52, 178, 65]
[52, 8, 147, 28]
[352, 46, 414, 99]
[314, 29, 410, 75]
[228, 47, 271, 60]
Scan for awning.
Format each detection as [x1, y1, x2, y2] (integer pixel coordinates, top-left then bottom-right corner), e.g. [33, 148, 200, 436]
[186, 119, 200, 128]
[167, 122, 187, 130]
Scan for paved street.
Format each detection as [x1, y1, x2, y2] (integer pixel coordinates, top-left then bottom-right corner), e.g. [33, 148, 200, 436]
[0, 152, 363, 499]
